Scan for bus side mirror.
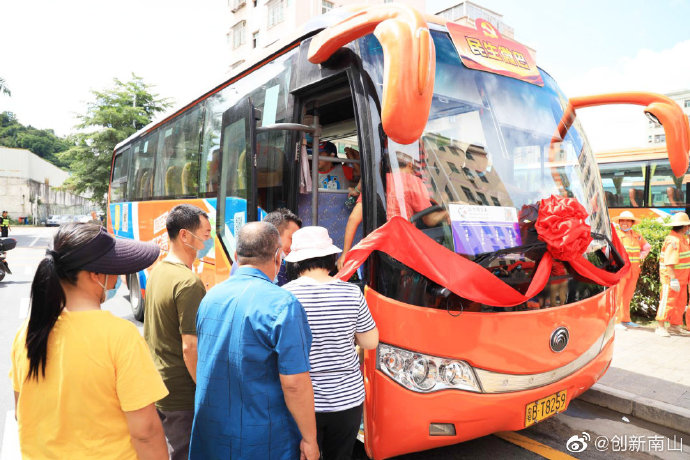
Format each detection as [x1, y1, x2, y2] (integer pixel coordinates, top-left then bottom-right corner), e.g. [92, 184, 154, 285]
[568, 92, 690, 177]
[307, 4, 435, 145]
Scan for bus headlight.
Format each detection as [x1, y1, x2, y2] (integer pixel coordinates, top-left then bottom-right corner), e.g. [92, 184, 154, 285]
[377, 343, 481, 393]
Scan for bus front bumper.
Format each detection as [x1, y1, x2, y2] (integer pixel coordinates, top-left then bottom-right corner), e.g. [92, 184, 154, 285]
[363, 335, 614, 459]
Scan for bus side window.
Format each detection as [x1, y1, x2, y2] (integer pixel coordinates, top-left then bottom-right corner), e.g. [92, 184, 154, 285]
[128, 136, 156, 201]
[649, 160, 686, 207]
[110, 147, 131, 202]
[154, 107, 202, 199]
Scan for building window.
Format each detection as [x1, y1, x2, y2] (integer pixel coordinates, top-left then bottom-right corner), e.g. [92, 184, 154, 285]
[447, 161, 460, 174]
[268, 0, 285, 28]
[685, 99, 690, 108]
[465, 150, 474, 160]
[476, 170, 489, 183]
[230, 0, 246, 12]
[445, 145, 461, 156]
[491, 196, 500, 206]
[476, 192, 489, 205]
[252, 31, 259, 48]
[322, 0, 334, 13]
[232, 21, 246, 49]
[461, 166, 474, 179]
[461, 186, 476, 203]
[445, 185, 454, 202]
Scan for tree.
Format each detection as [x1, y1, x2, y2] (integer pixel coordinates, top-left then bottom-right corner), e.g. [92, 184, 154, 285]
[0, 77, 10, 96]
[58, 74, 171, 209]
[0, 112, 70, 167]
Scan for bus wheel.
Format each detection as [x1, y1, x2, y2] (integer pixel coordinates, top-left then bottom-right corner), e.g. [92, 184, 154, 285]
[129, 273, 144, 322]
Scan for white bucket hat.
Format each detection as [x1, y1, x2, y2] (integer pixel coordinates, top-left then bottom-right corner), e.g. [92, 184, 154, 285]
[664, 212, 690, 227]
[612, 210, 640, 224]
[284, 226, 342, 263]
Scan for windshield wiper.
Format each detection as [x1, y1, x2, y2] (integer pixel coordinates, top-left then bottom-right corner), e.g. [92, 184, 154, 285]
[472, 241, 547, 268]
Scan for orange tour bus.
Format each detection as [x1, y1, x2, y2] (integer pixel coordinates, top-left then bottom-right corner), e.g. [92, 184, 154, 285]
[107, 4, 690, 458]
[597, 145, 690, 221]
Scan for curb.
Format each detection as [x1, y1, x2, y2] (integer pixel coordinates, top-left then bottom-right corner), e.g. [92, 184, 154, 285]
[579, 383, 690, 435]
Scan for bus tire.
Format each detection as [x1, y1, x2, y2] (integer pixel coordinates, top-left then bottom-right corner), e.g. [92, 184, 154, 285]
[129, 273, 144, 322]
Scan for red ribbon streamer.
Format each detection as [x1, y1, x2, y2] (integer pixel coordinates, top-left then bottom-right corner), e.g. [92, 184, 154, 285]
[336, 213, 629, 307]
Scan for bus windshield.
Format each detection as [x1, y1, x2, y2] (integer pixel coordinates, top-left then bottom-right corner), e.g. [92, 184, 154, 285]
[361, 30, 609, 259]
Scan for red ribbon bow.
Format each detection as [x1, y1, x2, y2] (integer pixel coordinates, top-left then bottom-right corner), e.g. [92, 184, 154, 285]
[535, 195, 593, 261]
[336, 196, 630, 307]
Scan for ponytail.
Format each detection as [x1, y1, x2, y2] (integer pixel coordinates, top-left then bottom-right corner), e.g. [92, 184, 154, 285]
[26, 251, 78, 380]
[24, 223, 101, 381]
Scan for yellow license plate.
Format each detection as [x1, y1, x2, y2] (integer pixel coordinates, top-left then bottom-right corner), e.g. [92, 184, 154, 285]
[524, 390, 567, 427]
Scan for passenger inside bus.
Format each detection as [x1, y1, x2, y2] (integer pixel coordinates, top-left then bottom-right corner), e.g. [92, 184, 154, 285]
[386, 151, 448, 225]
[205, 148, 221, 193]
[298, 135, 362, 254]
[629, 188, 643, 207]
[667, 187, 684, 206]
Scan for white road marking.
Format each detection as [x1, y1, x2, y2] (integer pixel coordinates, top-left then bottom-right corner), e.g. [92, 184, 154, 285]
[29, 237, 39, 247]
[18, 299, 29, 320]
[24, 266, 32, 276]
[0, 410, 20, 460]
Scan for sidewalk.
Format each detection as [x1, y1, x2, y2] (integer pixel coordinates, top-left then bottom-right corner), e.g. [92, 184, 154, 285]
[579, 325, 690, 434]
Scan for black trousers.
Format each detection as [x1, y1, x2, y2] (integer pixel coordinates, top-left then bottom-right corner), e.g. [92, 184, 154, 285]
[316, 404, 363, 460]
[1, 227, 7, 238]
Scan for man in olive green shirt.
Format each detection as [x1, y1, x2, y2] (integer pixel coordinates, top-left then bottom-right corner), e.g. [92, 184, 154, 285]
[144, 204, 211, 460]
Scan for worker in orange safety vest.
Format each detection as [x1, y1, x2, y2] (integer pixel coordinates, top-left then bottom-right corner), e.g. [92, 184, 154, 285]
[613, 211, 650, 330]
[656, 212, 690, 337]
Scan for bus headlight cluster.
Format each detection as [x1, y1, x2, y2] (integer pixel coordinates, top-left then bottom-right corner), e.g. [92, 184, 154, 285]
[377, 343, 482, 393]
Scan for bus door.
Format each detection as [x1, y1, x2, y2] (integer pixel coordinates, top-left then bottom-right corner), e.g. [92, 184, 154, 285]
[215, 96, 320, 266]
[216, 98, 254, 265]
[214, 63, 298, 267]
[294, 81, 365, 255]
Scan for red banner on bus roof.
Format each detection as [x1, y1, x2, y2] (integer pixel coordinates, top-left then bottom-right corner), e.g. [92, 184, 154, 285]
[447, 18, 543, 86]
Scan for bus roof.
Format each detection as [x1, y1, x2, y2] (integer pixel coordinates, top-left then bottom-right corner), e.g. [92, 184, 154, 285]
[114, 7, 456, 153]
[595, 145, 671, 164]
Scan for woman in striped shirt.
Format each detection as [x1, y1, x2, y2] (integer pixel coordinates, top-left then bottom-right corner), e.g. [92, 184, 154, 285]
[284, 226, 379, 460]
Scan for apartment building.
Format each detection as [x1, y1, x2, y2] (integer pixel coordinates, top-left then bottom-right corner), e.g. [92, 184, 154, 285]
[435, 0, 514, 39]
[226, 0, 425, 71]
[647, 89, 690, 145]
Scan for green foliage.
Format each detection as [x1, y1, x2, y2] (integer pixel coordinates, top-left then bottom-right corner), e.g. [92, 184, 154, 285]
[57, 74, 171, 209]
[631, 217, 670, 318]
[0, 112, 71, 166]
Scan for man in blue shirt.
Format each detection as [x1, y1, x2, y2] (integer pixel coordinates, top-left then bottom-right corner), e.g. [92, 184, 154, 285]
[190, 221, 318, 460]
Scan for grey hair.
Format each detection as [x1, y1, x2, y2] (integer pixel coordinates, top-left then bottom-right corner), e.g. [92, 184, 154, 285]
[236, 221, 281, 265]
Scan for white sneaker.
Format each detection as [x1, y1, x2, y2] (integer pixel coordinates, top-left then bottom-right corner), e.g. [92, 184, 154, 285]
[668, 325, 690, 336]
[655, 327, 671, 337]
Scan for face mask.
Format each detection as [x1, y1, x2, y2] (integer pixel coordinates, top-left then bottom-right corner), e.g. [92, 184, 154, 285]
[98, 275, 122, 303]
[186, 231, 214, 259]
[620, 226, 631, 232]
